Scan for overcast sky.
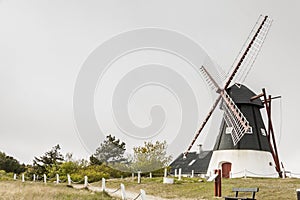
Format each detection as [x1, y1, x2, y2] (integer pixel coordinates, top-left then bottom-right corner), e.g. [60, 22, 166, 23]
[1, 1, 300, 172]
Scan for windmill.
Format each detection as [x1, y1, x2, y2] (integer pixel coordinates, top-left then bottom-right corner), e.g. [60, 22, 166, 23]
[183, 15, 282, 178]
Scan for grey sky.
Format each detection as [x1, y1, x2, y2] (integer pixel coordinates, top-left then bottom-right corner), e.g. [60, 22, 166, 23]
[0, 1, 300, 172]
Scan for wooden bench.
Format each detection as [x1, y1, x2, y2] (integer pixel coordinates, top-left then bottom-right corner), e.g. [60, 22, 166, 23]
[224, 187, 259, 200]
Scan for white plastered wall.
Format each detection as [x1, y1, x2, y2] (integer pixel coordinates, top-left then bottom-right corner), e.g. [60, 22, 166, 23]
[206, 150, 278, 178]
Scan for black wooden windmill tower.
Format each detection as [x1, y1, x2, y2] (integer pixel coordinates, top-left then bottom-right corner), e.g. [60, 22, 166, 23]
[179, 15, 282, 178]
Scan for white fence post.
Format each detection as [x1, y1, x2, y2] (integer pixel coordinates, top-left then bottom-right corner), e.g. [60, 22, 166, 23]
[43, 174, 47, 184]
[120, 183, 126, 200]
[13, 174, 17, 180]
[56, 174, 59, 184]
[244, 168, 247, 178]
[229, 171, 232, 179]
[132, 172, 134, 179]
[101, 178, 106, 192]
[191, 170, 194, 178]
[140, 189, 146, 200]
[178, 168, 182, 180]
[22, 173, 25, 182]
[33, 174, 36, 182]
[67, 174, 71, 185]
[137, 171, 141, 184]
[84, 176, 88, 187]
[174, 169, 177, 177]
[149, 172, 152, 179]
[164, 168, 167, 178]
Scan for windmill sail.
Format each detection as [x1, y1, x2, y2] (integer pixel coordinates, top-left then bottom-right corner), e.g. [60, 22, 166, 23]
[200, 66, 251, 145]
[233, 16, 273, 83]
[185, 15, 272, 155]
[220, 90, 251, 145]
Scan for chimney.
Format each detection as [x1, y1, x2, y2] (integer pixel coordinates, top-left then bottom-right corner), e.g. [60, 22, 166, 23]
[197, 144, 203, 154]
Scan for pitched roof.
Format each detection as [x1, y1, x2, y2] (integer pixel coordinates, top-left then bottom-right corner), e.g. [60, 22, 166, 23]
[226, 84, 264, 108]
[170, 151, 213, 174]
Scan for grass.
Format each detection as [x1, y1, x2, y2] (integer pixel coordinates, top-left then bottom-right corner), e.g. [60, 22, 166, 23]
[0, 181, 114, 200]
[90, 176, 300, 199]
[2, 177, 300, 199]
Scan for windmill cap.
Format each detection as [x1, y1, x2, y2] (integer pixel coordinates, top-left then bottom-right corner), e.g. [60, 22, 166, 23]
[226, 83, 264, 108]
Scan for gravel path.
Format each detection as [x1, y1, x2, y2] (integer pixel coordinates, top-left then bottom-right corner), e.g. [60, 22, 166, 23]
[72, 184, 169, 200]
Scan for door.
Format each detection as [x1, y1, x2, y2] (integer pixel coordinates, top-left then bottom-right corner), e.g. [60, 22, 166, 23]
[222, 162, 232, 178]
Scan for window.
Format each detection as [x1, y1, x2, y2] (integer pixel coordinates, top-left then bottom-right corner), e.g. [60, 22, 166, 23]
[261, 128, 267, 136]
[226, 127, 233, 134]
[246, 126, 253, 134]
[188, 159, 196, 166]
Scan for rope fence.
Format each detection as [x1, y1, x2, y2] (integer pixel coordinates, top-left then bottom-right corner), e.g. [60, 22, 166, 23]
[9, 169, 300, 200]
[10, 173, 148, 200]
[172, 168, 300, 179]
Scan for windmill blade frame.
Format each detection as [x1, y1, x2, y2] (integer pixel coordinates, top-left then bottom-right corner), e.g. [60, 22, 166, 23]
[184, 95, 222, 155]
[220, 90, 251, 145]
[224, 15, 270, 89]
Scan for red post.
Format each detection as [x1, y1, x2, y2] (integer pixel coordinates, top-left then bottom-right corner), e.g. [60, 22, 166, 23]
[214, 169, 222, 197]
[214, 169, 218, 197]
[218, 169, 222, 197]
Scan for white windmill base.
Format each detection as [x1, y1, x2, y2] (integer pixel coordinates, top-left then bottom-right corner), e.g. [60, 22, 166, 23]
[206, 150, 278, 178]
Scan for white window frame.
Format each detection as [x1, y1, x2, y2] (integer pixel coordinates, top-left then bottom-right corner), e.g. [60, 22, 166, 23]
[226, 127, 233, 134]
[246, 126, 253, 134]
[261, 128, 267, 136]
[188, 159, 196, 166]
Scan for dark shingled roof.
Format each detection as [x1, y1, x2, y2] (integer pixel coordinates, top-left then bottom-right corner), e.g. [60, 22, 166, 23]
[170, 151, 213, 174]
[226, 83, 264, 108]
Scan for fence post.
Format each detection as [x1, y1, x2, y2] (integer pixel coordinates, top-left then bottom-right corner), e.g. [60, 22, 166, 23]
[120, 183, 126, 200]
[174, 169, 177, 177]
[33, 174, 36, 182]
[84, 176, 88, 188]
[282, 167, 286, 179]
[178, 168, 182, 180]
[56, 174, 59, 184]
[229, 171, 232, 179]
[191, 170, 194, 178]
[140, 189, 146, 200]
[149, 172, 152, 179]
[244, 168, 247, 179]
[13, 174, 17, 180]
[43, 174, 47, 184]
[132, 172, 134, 180]
[67, 174, 71, 185]
[164, 168, 167, 178]
[22, 173, 25, 183]
[137, 171, 141, 184]
[101, 178, 106, 192]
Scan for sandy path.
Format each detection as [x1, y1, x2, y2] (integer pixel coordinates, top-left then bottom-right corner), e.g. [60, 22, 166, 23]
[72, 184, 169, 200]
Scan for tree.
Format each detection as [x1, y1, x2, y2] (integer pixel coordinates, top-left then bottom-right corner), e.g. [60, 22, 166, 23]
[33, 144, 64, 176]
[0, 151, 25, 174]
[89, 155, 102, 165]
[93, 135, 126, 164]
[131, 141, 172, 173]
